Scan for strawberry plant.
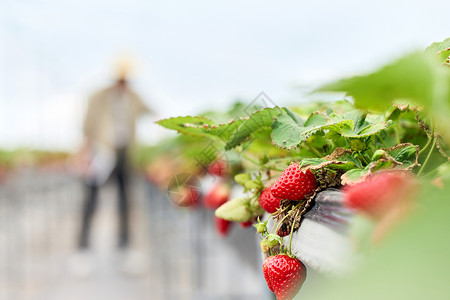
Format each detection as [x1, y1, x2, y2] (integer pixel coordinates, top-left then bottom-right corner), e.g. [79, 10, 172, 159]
[154, 37, 450, 299]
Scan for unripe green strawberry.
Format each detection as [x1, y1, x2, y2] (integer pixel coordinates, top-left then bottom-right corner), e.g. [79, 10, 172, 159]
[245, 180, 263, 190]
[271, 163, 317, 201]
[215, 197, 252, 222]
[255, 221, 267, 234]
[235, 173, 252, 186]
[262, 234, 282, 249]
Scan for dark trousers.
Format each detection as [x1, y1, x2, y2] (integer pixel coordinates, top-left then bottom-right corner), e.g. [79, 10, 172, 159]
[78, 148, 129, 249]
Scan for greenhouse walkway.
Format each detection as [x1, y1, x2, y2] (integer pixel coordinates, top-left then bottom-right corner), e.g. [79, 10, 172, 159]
[0, 170, 269, 300]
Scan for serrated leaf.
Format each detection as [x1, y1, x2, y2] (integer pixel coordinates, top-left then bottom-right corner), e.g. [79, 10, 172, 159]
[272, 109, 389, 148]
[341, 168, 370, 185]
[385, 143, 419, 169]
[391, 145, 417, 163]
[322, 119, 355, 139]
[271, 111, 305, 148]
[300, 157, 358, 172]
[339, 153, 364, 169]
[370, 159, 395, 172]
[299, 158, 326, 168]
[425, 38, 450, 64]
[158, 115, 249, 142]
[352, 111, 369, 133]
[284, 107, 306, 126]
[208, 119, 246, 141]
[425, 38, 450, 54]
[341, 121, 392, 138]
[157, 116, 215, 137]
[304, 113, 329, 127]
[225, 107, 283, 150]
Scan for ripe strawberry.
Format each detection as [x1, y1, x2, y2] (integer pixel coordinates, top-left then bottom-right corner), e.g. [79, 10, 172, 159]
[208, 159, 228, 177]
[239, 220, 254, 228]
[343, 170, 417, 219]
[271, 163, 317, 200]
[263, 255, 307, 300]
[169, 186, 200, 208]
[263, 255, 276, 292]
[204, 182, 230, 209]
[259, 186, 282, 213]
[215, 216, 233, 237]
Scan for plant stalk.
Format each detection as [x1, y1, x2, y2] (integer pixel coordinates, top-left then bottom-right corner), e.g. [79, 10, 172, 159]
[417, 137, 436, 177]
[288, 209, 301, 255]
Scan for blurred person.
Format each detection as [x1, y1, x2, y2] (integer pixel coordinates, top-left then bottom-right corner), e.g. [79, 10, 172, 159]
[77, 59, 152, 255]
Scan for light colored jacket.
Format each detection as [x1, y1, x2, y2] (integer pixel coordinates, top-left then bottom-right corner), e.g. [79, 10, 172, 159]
[83, 84, 149, 149]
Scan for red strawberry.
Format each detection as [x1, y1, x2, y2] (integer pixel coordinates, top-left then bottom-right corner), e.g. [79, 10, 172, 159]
[344, 170, 417, 219]
[239, 220, 254, 228]
[263, 255, 276, 292]
[204, 182, 230, 209]
[170, 186, 200, 208]
[271, 163, 317, 200]
[208, 159, 228, 177]
[215, 216, 233, 237]
[259, 186, 282, 213]
[263, 255, 307, 300]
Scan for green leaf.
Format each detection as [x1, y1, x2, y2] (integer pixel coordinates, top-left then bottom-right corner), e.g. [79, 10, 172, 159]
[304, 113, 328, 127]
[271, 110, 306, 148]
[224, 107, 283, 150]
[370, 159, 395, 172]
[425, 37, 450, 54]
[316, 52, 441, 112]
[157, 115, 247, 142]
[272, 112, 350, 148]
[391, 145, 417, 163]
[272, 109, 390, 148]
[425, 37, 450, 64]
[299, 158, 326, 168]
[385, 144, 419, 169]
[322, 119, 355, 138]
[339, 153, 364, 169]
[157, 116, 215, 137]
[341, 168, 369, 185]
[300, 157, 358, 172]
[342, 121, 392, 138]
[207, 119, 246, 141]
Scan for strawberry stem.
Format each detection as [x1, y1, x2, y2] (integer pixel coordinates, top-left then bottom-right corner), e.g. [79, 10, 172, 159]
[417, 136, 436, 177]
[377, 134, 389, 148]
[268, 205, 292, 234]
[357, 151, 370, 166]
[306, 143, 323, 158]
[236, 149, 285, 172]
[418, 129, 435, 157]
[288, 208, 301, 255]
[273, 202, 303, 234]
